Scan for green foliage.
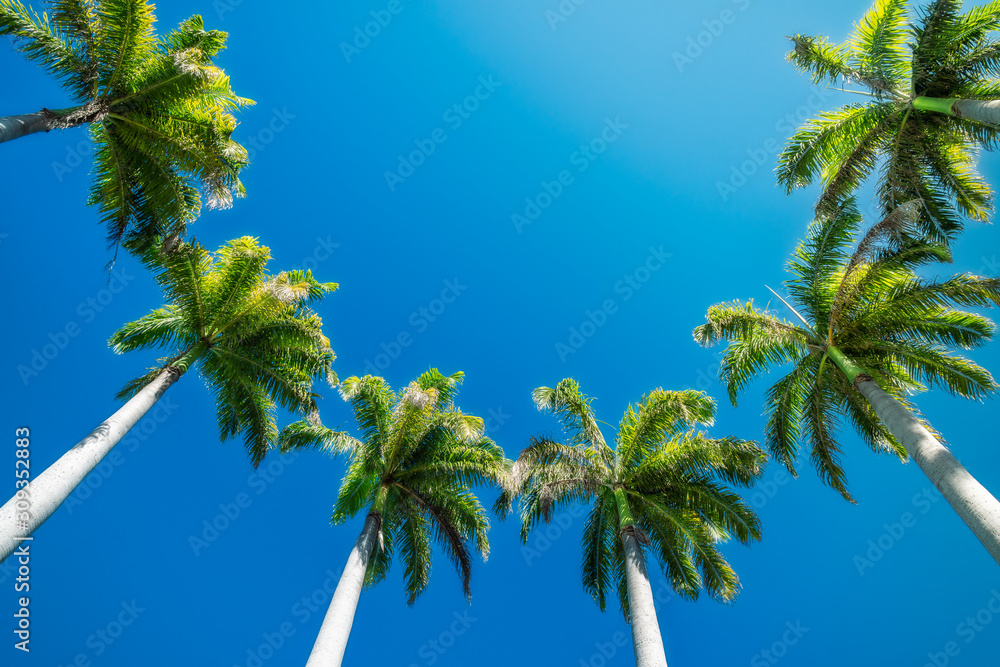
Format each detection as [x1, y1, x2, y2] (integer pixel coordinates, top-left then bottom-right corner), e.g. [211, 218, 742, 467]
[695, 200, 1000, 501]
[0, 0, 252, 255]
[779, 0, 1000, 240]
[279, 370, 506, 605]
[503, 379, 765, 621]
[109, 237, 337, 467]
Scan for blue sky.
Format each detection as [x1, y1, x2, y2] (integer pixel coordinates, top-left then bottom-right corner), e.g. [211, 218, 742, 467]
[3, 0, 1000, 665]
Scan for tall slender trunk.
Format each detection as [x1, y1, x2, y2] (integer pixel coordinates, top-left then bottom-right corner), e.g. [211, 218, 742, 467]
[827, 345, 1000, 565]
[1, 103, 105, 145]
[615, 488, 668, 667]
[0, 112, 59, 143]
[305, 511, 381, 667]
[0, 341, 206, 563]
[0, 367, 180, 562]
[912, 96, 1000, 125]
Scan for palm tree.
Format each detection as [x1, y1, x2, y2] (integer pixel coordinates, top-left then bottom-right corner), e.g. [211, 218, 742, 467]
[694, 198, 1000, 564]
[777, 0, 1000, 240]
[0, 0, 252, 254]
[0, 237, 337, 563]
[277, 370, 505, 667]
[496, 379, 765, 667]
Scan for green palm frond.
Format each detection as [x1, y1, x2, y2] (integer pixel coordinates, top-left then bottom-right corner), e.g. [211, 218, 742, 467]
[507, 379, 764, 620]
[533, 379, 609, 452]
[782, 0, 1000, 239]
[108, 306, 192, 353]
[110, 237, 337, 467]
[339, 376, 396, 448]
[849, 0, 911, 91]
[278, 420, 361, 457]
[395, 497, 432, 605]
[364, 504, 395, 588]
[697, 200, 999, 500]
[787, 33, 856, 86]
[615, 389, 716, 474]
[294, 371, 503, 604]
[0, 0, 90, 91]
[581, 493, 617, 613]
[0, 0, 252, 257]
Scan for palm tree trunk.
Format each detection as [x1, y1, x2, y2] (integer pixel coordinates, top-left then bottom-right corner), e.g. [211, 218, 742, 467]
[827, 345, 1000, 565]
[615, 488, 668, 667]
[0, 112, 58, 143]
[0, 367, 181, 562]
[912, 97, 1000, 125]
[305, 512, 381, 667]
[0, 104, 102, 144]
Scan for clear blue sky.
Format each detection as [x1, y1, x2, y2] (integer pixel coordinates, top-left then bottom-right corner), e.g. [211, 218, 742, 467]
[3, 1, 1000, 665]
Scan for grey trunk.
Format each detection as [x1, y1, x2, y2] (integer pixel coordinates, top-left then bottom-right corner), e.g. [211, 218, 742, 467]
[622, 530, 668, 667]
[305, 513, 380, 667]
[952, 99, 1000, 125]
[0, 368, 179, 563]
[856, 378, 1000, 565]
[0, 112, 58, 144]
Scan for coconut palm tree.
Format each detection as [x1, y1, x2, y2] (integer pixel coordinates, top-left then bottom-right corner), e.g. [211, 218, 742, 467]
[0, 237, 337, 563]
[0, 0, 252, 255]
[496, 379, 765, 667]
[694, 198, 1000, 564]
[277, 370, 505, 667]
[777, 0, 1000, 241]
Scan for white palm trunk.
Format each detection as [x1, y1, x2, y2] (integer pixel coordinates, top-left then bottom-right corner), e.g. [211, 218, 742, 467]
[0, 368, 180, 563]
[855, 377, 1000, 564]
[826, 344, 1000, 565]
[951, 99, 1000, 124]
[0, 112, 55, 143]
[912, 97, 1000, 124]
[306, 513, 380, 667]
[621, 530, 669, 667]
[614, 486, 669, 667]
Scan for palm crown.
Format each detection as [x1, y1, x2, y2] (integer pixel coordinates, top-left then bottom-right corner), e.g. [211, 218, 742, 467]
[778, 0, 1000, 240]
[694, 199, 1000, 500]
[497, 379, 766, 618]
[109, 236, 337, 466]
[280, 370, 506, 604]
[0, 0, 252, 253]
